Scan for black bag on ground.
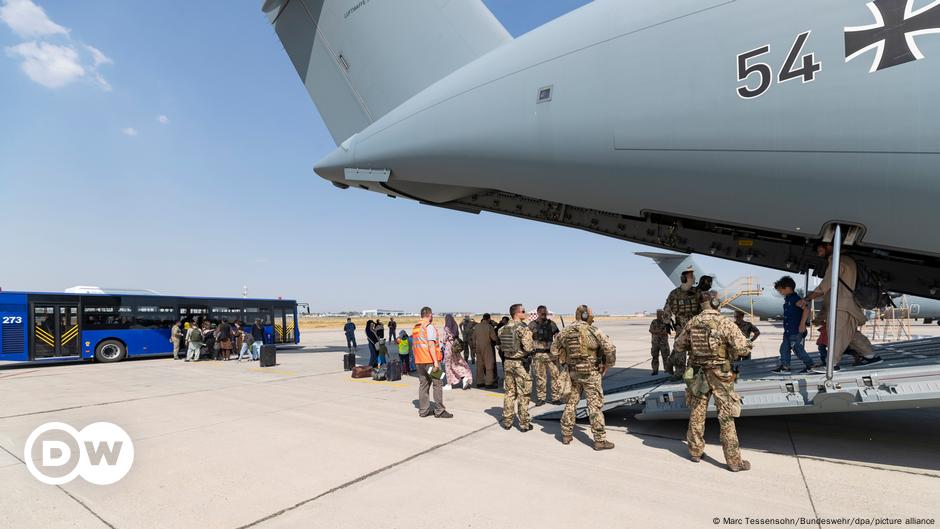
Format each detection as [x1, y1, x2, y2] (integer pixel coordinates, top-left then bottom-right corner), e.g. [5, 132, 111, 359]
[343, 352, 356, 371]
[260, 344, 276, 367]
[386, 361, 402, 381]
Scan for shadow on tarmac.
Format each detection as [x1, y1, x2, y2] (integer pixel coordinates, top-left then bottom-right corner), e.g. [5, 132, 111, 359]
[605, 406, 940, 473]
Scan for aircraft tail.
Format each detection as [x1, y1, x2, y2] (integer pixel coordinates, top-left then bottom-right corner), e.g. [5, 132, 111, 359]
[263, 0, 512, 144]
[635, 252, 721, 289]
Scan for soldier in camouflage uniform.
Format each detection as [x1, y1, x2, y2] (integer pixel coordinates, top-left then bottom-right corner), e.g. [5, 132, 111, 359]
[663, 269, 702, 379]
[648, 309, 672, 375]
[461, 315, 476, 364]
[552, 305, 617, 451]
[529, 305, 561, 405]
[674, 292, 753, 472]
[499, 303, 535, 431]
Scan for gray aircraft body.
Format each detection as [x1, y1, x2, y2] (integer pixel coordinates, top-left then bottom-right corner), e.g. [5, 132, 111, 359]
[640, 251, 940, 321]
[264, 0, 940, 300]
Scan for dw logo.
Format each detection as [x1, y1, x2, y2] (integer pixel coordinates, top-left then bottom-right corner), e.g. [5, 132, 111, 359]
[24, 422, 134, 485]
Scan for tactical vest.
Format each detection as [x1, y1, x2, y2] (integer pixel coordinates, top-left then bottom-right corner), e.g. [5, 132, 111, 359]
[565, 324, 599, 373]
[498, 322, 525, 360]
[670, 288, 701, 319]
[531, 320, 554, 345]
[688, 318, 728, 366]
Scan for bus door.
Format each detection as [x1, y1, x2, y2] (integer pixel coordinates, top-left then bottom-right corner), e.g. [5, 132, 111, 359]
[273, 307, 291, 344]
[31, 303, 80, 359]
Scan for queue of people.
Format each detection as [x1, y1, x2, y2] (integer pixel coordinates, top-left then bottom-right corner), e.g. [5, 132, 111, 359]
[169, 317, 267, 362]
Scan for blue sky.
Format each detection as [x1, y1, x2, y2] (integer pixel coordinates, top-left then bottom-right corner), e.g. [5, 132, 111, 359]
[0, 0, 784, 314]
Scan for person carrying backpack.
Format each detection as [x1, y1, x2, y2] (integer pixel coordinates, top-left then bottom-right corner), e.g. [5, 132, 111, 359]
[800, 242, 882, 371]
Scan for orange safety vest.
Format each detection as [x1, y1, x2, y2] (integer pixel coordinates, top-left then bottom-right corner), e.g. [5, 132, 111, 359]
[411, 323, 442, 364]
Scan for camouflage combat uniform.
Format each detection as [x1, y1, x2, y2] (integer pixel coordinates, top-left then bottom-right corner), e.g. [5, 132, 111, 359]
[461, 318, 476, 363]
[663, 286, 703, 376]
[648, 317, 672, 374]
[674, 308, 752, 470]
[528, 318, 561, 402]
[552, 321, 616, 444]
[499, 321, 534, 429]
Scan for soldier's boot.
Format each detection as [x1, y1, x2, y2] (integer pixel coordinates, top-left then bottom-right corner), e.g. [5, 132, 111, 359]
[593, 440, 615, 451]
[727, 460, 752, 472]
[534, 400, 545, 407]
[561, 435, 572, 445]
[500, 420, 512, 430]
[690, 454, 703, 463]
[520, 423, 533, 432]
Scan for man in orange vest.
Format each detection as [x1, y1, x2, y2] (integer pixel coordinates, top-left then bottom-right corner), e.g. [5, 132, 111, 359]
[412, 306, 453, 418]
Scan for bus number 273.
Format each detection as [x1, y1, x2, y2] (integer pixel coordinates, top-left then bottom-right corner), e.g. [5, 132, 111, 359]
[2, 316, 23, 324]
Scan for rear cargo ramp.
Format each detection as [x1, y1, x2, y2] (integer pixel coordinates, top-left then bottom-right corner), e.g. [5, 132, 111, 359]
[536, 337, 940, 421]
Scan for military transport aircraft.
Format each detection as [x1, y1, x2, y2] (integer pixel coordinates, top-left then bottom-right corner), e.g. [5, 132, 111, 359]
[264, 0, 940, 418]
[263, 0, 940, 300]
[639, 251, 940, 322]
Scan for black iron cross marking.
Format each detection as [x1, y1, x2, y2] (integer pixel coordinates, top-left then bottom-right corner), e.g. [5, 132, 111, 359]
[845, 0, 940, 71]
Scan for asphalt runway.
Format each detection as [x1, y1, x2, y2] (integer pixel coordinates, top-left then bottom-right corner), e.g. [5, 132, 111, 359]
[1, 319, 938, 529]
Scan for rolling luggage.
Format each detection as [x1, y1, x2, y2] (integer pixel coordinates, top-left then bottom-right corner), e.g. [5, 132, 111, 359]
[386, 361, 402, 381]
[343, 352, 356, 371]
[260, 344, 277, 367]
[351, 365, 373, 378]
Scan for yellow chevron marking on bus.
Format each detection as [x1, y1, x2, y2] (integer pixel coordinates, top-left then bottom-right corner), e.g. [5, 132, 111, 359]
[34, 331, 54, 347]
[61, 326, 79, 344]
[35, 327, 54, 341]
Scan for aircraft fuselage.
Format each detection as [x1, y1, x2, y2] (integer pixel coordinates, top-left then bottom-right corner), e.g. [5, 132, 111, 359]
[314, 0, 940, 298]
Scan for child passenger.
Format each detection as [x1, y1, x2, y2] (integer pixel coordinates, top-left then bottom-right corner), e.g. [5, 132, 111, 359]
[772, 276, 818, 374]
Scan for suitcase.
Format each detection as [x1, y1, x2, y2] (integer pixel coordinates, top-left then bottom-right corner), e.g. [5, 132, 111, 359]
[343, 352, 356, 371]
[351, 365, 373, 379]
[386, 361, 402, 381]
[259, 344, 277, 367]
[372, 367, 387, 381]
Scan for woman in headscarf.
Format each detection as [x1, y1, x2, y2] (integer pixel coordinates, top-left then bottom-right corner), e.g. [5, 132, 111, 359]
[365, 320, 378, 368]
[443, 314, 473, 390]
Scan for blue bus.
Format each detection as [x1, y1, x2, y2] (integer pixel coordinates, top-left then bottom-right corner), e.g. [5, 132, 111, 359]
[0, 291, 299, 364]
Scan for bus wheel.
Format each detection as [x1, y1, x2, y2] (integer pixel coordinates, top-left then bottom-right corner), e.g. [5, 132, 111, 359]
[95, 340, 126, 363]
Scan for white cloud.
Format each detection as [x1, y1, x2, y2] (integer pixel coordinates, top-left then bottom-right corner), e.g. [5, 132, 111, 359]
[0, 0, 68, 38]
[1, 2, 112, 91]
[93, 71, 111, 91]
[157, 115, 169, 125]
[5, 41, 83, 88]
[84, 43, 110, 67]
[121, 127, 138, 137]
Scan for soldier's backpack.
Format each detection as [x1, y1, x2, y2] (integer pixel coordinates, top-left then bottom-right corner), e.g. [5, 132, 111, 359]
[563, 325, 601, 373]
[688, 318, 725, 365]
[498, 323, 523, 359]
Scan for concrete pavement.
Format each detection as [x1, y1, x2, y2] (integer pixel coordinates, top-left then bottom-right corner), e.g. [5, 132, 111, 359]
[0, 320, 938, 529]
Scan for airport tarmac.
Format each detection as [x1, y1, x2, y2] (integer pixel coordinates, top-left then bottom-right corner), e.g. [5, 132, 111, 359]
[1, 319, 939, 529]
